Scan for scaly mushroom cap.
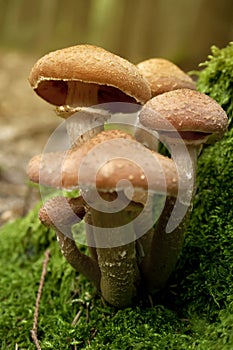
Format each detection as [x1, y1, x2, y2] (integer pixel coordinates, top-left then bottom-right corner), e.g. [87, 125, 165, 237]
[27, 130, 179, 197]
[29, 44, 151, 109]
[137, 58, 196, 97]
[139, 88, 228, 144]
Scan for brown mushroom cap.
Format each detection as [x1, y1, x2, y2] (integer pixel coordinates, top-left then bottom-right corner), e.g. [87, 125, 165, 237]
[27, 130, 179, 197]
[137, 58, 196, 97]
[139, 88, 228, 144]
[29, 44, 151, 106]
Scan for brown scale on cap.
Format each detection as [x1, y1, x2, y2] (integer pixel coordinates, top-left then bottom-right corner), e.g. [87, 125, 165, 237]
[139, 88, 228, 145]
[29, 44, 151, 114]
[27, 129, 179, 197]
[137, 58, 196, 97]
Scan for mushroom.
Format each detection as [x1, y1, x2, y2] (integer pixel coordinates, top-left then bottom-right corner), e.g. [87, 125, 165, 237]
[138, 88, 228, 292]
[139, 88, 228, 215]
[27, 129, 181, 307]
[28, 44, 151, 145]
[139, 88, 228, 180]
[39, 195, 101, 289]
[137, 58, 196, 97]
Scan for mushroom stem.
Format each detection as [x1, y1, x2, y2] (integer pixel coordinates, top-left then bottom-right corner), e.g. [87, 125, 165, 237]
[134, 123, 159, 150]
[166, 141, 199, 206]
[39, 196, 101, 289]
[129, 191, 155, 264]
[64, 108, 110, 146]
[140, 143, 199, 293]
[141, 195, 191, 293]
[88, 192, 142, 308]
[84, 210, 98, 261]
[54, 81, 110, 147]
[56, 106, 111, 147]
[55, 228, 101, 289]
[65, 81, 99, 107]
[185, 143, 201, 179]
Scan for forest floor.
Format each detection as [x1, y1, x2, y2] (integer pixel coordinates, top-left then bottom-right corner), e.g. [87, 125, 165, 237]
[0, 49, 60, 225]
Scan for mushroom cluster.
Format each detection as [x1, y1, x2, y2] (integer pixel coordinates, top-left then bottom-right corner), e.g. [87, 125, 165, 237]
[27, 44, 228, 307]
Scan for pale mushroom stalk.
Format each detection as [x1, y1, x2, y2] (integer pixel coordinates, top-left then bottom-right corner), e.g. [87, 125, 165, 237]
[56, 81, 110, 146]
[65, 81, 99, 107]
[168, 141, 200, 206]
[39, 196, 101, 289]
[61, 107, 111, 147]
[88, 192, 142, 308]
[134, 124, 159, 151]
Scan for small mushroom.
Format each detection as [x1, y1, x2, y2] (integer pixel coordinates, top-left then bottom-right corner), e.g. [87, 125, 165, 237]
[139, 88, 228, 179]
[139, 88, 228, 214]
[28, 129, 181, 307]
[39, 195, 101, 289]
[29, 44, 151, 145]
[137, 58, 196, 97]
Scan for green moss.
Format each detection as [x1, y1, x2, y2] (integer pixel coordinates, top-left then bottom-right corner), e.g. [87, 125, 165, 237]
[173, 128, 233, 317]
[1, 206, 233, 349]
[192, 41, 233, 128]
[1, 42, 233, 349]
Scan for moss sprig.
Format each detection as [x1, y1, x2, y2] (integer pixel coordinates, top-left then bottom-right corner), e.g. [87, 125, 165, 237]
[191, 42, 233, 128]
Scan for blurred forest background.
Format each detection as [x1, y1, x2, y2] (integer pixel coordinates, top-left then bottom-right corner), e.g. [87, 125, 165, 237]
[1, 0, 233, 69]
[0, 0, 233, 225]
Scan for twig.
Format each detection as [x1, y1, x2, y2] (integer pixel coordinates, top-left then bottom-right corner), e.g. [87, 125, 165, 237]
[148, 294, 154, 308]
[71, 308, 83, 326]
[31, 249, 50, 350]
[86, 302, 90, 323]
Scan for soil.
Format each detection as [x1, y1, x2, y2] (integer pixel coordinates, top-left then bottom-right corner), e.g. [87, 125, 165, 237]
[0, 49, 60, 225]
